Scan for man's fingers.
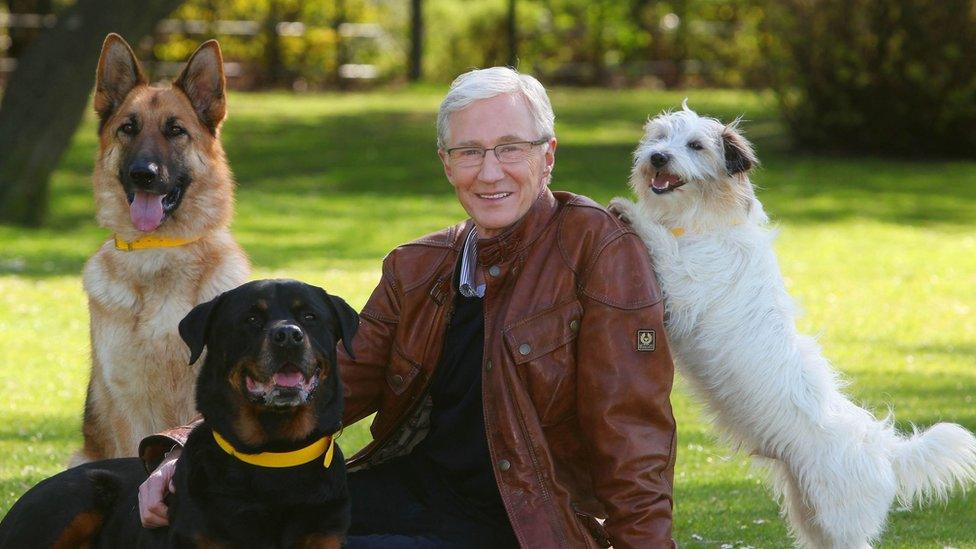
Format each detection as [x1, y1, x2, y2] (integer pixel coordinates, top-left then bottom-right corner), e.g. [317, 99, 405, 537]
[142, 503, 170, 527]
[138, 456, 178, 528]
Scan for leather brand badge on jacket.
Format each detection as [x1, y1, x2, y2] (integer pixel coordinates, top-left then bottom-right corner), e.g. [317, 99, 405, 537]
[636, 329, 656, 352]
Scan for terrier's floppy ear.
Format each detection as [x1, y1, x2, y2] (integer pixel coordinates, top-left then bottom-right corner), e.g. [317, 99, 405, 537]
[179, 293, 225, 365]
[94, 33, 147, 127]
[174, 40, 226, 134]
[318, 288, 359, 360]
[723, 119, 759, 176]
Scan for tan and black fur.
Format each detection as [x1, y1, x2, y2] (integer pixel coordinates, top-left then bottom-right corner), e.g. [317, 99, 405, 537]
[72, 34, 250, 466]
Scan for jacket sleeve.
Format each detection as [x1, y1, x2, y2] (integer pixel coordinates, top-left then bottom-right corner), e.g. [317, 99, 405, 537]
[138, 253, 403, 471]
[576, 231, 677, 549]
[340, 251, 401, 426]
[139, 416, 202, 472]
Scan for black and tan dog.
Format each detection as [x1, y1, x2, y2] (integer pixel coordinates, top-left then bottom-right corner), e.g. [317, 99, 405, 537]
[0, 279, 357, 548]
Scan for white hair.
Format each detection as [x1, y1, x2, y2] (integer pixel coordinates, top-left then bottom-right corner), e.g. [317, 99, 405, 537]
[436, 67, 555, 149]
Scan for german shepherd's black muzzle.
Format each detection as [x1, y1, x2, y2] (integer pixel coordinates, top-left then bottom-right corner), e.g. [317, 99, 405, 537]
[0, 279, 357, 548]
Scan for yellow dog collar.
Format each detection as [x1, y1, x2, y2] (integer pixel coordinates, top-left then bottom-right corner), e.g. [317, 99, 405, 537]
[114, 235, 201, 251]
[212, 431, 336, 469]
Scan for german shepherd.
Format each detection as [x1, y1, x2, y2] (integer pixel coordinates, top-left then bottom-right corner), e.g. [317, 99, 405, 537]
[71, 34, 250, 465]
[0, 280, 356, 548]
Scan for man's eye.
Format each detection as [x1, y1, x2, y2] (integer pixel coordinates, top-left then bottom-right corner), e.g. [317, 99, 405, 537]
[497, 144, 521, 154]
[459, 148, 481, 157]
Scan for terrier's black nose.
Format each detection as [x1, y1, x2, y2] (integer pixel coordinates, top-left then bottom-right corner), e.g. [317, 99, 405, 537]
[650, 152, 671, 168]
[271, 324, 304, 348]
[128, 161, 159, 187]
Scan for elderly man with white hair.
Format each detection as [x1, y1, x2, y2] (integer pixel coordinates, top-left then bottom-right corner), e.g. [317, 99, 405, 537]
[139, 67, 678, 548]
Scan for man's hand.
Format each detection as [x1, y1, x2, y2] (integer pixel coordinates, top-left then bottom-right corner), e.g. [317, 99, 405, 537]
[138, 447, 181, 527]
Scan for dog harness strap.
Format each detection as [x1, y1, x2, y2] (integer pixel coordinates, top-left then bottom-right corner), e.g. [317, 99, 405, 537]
[212, 431, 335, 468]
[114, 235, 202, 251]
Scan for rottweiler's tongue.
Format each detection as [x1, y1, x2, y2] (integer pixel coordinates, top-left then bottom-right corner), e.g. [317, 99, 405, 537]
[273, 364, 304, 387]
[130, 191, 165, 232]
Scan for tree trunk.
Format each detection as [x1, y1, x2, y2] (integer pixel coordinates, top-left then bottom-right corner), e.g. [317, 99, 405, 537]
[4, 0, 53, 58]
[408, 0, 423, 81]
[0, 0, 185, 226]
[506, 0, 517, 67]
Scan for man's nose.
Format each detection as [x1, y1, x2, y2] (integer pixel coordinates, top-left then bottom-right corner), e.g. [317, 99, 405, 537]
[478, 150, 505, 181]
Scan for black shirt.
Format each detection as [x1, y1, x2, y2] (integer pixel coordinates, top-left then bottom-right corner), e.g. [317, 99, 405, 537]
[410, 262, 511, 531]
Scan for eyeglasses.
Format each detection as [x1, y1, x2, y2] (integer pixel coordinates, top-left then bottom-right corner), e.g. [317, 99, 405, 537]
[445, 137, 550, 168]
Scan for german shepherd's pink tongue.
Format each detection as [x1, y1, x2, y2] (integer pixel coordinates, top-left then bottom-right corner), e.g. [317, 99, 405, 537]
[130, 191, 165, 232]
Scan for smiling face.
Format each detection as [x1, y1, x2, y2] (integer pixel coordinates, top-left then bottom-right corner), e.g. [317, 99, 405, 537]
[630, 105, 759, 226]
[92, 35, 233, 239]
[180, 279, 359, 447]
[439, 93, 556, 238]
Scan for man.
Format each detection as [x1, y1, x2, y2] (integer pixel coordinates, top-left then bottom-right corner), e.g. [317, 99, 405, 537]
[139, 67, 677, 548]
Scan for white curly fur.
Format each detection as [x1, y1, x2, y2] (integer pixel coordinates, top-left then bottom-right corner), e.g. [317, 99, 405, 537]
[609, 104, 976, 549]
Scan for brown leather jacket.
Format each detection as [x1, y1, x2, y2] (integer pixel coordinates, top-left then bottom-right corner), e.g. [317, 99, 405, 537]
[141, 189, 677, 548]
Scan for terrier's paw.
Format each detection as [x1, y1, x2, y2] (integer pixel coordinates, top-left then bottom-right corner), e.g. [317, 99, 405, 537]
[608, 197, 636, 225]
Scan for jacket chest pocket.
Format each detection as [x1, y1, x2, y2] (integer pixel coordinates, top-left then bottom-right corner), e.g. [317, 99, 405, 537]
[503, 299, 583, 427]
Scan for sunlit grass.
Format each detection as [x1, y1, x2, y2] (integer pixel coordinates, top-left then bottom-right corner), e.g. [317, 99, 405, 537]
[1, 88, 974, 547]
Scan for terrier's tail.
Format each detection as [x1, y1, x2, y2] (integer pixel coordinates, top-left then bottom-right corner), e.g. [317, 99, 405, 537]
[891, 422, 976, 507]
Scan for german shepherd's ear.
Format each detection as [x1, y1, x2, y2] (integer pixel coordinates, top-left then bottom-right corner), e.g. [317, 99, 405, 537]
[174, 40, 226, 134]
[94, 33, 147, 127]
[179, 293, 225, 365]
[317, 287, 359, 360]
[723, 118, 759, 176]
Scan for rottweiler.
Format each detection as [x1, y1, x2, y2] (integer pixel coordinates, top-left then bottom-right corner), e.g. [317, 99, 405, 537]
[0, 279, 357, 548]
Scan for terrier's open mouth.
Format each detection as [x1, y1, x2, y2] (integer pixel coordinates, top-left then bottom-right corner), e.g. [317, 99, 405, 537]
[650, 172, 685, 195]
[244, 362, 320, 407]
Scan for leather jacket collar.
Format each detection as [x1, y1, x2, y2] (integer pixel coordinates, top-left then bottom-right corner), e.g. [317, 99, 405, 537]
[474, 187, 559, 267]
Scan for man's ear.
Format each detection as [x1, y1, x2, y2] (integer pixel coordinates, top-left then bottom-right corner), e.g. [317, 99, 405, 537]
[94, 33, 146, 127]
[174, 39, 226, 134]
[723, 119, 758, 176]
[179, 293, 224, 365]
[317, 287, 359, 360]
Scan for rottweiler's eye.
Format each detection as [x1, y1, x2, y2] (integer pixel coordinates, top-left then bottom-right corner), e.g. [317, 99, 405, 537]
[166, 125, 187, 138]
[119, 122, 137, 136]
[245, 314, 262, 326]
[688, 140, 704, 151]
[302, 312, 317, 322]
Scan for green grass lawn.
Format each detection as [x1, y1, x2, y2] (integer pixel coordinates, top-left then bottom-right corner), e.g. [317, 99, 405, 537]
[1, 87, 974, 547]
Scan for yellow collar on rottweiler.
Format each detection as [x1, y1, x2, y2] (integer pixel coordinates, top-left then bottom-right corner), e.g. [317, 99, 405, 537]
[212, 431, 336, 469]
[114, 235, 201, 251]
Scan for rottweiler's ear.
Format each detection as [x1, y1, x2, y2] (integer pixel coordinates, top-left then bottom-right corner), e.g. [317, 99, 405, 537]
[317, 288, 359, 360]
[179, 294, 224, 365]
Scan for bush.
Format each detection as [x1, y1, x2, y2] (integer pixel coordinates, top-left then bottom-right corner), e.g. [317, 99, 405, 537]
[761, 0, 976, 157]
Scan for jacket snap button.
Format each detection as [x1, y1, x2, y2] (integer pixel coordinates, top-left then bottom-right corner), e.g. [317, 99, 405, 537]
[391, 374, 404, 386]
[486, 359, 493, 371]
[569, 319, 580, 332]
[497, 459, 511, 471]
[488, 265, 501, 277]
[518, 343, 531, 356]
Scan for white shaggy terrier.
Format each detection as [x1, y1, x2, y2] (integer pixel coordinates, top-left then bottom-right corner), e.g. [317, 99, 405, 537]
[608, 103, 976, 549]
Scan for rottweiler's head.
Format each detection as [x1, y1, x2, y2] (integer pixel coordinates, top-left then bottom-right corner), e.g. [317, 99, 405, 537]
[179, 279, 357, 450]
